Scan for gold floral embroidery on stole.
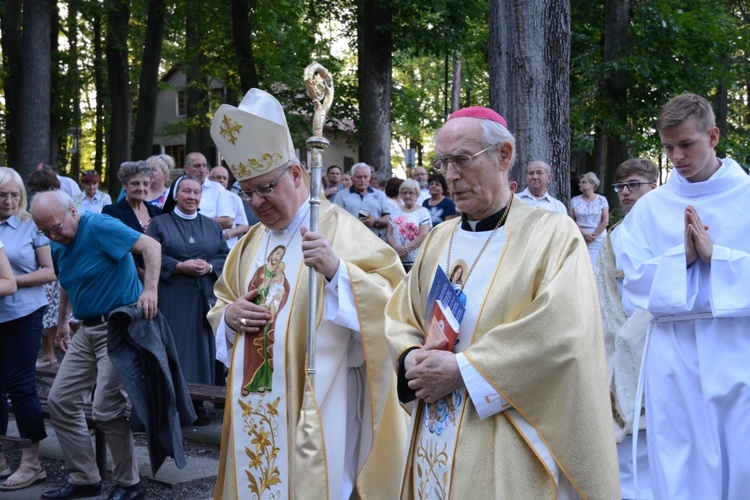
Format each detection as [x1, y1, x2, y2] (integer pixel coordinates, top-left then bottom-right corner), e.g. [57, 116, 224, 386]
[415, 438, 449, 499]
[239, 397, 282, 498]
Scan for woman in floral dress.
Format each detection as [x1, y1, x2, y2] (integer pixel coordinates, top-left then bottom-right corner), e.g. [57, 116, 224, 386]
[570, 171, 609, 265]
[386, 179, 432, 272]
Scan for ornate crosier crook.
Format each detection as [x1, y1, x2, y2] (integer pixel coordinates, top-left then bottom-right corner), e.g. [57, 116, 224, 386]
[304, 62, 334, 382]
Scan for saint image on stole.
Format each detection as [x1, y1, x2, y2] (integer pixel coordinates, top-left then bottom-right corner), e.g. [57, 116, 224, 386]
[242, 244, 291, 394]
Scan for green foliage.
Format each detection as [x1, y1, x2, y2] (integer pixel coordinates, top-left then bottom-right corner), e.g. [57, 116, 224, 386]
[6, 0, 750, 175]
[571, 0, 750, 163]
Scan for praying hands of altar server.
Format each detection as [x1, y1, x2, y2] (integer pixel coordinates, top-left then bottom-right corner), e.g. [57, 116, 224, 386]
[385, 106, 620, 499]
[207, 88, 407, 500]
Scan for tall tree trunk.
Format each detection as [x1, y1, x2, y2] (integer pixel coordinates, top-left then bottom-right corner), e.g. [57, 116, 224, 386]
[0, 0, 23, 169]
[19, 0, 53, 178]
[358, 0, 392, 173]
[132, 0, 167, 161]
[185, 0, 208, 160]
[231, 0, 259, 94]
[105, 0, 132, 195]
[68, 1, 80, 176]
[714, 59, 729, 158]
[93, 15, 105, 173]
[50, 3, 61, 169]
[599, 0, 630, 208]
[451, 50, 462, 113]
[490, 0, 571, 204]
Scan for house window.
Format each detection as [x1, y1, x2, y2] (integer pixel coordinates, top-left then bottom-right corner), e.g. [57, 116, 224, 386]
[343, 156, 355, 170]
[165, 145, 185, 168]
[176, 91, 187, 117]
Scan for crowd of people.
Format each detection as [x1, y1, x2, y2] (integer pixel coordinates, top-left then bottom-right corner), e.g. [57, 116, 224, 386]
[0, 89, 747, 500]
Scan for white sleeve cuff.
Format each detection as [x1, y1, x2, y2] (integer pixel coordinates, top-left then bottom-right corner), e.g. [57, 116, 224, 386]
[214, 308, 235, 367]
[456, 352, 510, 419]
[323, 259, 362, 334]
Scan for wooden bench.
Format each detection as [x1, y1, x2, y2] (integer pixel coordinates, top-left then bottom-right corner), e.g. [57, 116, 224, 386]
[38, 365, 227, 407]
[186, 383, 226, 406]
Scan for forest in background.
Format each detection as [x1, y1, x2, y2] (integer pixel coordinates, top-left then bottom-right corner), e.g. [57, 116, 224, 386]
[2, 0, 750, 206]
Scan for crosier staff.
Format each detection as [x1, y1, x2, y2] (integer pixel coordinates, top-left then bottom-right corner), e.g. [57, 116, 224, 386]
[303, 62, 334, 382]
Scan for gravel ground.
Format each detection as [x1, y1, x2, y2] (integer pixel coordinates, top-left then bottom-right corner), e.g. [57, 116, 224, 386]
[4, 363, 223, 499]
[5, 407, 222, 499]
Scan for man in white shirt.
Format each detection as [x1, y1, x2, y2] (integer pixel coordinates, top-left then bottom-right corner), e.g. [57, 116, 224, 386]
[517, 160, 567, 213]
[183, 152, 234, 229]
[412, 166, 430, 205]
[209, 165, 250, 249]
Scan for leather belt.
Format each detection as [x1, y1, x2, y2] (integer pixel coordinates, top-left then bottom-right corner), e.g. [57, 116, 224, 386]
[81, 314, 109, 327]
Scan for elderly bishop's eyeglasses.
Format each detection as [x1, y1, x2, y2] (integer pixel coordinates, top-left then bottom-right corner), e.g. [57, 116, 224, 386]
[431, 145, 499, 175]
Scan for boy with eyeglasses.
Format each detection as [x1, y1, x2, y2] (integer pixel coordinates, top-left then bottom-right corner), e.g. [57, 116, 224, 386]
[618, 93, 750, 499]
[595, 157, 658, 499]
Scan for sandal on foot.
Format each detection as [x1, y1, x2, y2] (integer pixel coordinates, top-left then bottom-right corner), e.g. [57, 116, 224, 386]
[35, 358, 58, 368]
[0, 460, 9, 479]
[0, 462, 47, 490]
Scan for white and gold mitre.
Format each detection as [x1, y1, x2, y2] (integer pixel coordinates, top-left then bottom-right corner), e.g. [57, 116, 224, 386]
[210, 88, 295, 181]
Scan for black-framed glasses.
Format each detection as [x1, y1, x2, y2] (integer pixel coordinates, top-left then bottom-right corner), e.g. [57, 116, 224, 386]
[36, 211, 69, 237]
[612, 181, 653, 193]
[431, 145, 499, 175]
[238, 167, 289, 201]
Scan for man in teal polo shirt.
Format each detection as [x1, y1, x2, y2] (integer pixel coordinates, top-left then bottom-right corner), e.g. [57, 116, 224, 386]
[31, 190, 161, 500]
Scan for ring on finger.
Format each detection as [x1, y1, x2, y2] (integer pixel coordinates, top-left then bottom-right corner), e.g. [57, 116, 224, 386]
[240, 317, 247, 326]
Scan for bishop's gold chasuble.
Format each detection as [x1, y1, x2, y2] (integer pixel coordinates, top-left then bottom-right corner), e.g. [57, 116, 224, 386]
[386, 196, 621, 499]
[210, 202, 407, 499]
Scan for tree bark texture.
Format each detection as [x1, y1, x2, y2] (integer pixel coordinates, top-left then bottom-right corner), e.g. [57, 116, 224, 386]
[231, 0, 259, 94]
[490, 0, 571, 205]
[185, 0, 209, 159]
[714, 59, 729, 158]
[132, 0, 167, 161]
[19, 0, 53, 178]
[105, 0, 132, 194]
[451, 50, 462, 113]
[49, 3, 60, 169]
[1, 0, 23, 169]
[358, 0, 392, 172]
[599, 0, 630, 208]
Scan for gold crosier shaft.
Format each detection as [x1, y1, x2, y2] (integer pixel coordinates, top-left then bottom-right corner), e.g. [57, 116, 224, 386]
[303, 62, 334, 381]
